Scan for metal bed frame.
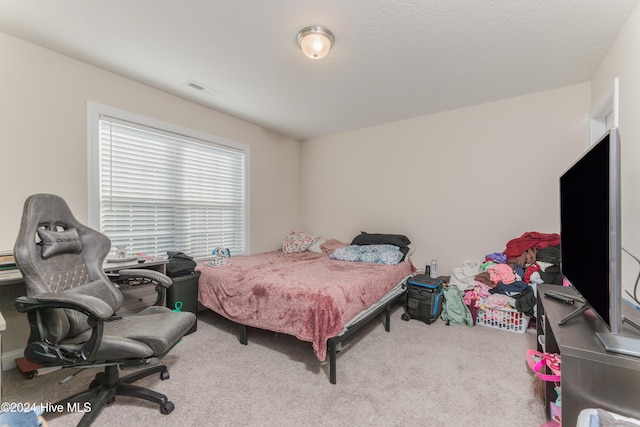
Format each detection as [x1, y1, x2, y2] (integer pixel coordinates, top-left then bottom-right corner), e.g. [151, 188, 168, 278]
[235, 290, 406, 384]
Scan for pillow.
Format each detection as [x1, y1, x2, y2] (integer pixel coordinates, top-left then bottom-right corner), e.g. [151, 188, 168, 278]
[330, 244, 404, 265]
[351, 232, 411, 248]
[306, 238, 327, 254]
[282, 230, 318, 254]
[38, 228, 82, 259]
[320, 239, 348, 253]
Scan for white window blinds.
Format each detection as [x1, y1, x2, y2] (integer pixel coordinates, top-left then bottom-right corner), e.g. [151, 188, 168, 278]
[97, 114, 246, 259]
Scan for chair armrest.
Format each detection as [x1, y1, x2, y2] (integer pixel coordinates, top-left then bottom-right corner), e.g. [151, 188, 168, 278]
[17, 292, 114, 364]
[118, 269, 173, 288]
[15, 292, 114, 320]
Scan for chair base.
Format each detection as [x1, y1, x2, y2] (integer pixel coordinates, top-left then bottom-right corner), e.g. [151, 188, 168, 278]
[46, 364, 174, 427]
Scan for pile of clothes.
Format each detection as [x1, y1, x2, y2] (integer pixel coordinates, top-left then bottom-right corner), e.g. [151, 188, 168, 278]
[448, 231, 562, 322]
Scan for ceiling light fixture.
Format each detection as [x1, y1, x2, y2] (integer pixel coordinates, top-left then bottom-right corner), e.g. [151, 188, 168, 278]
[296, 25, 335, 59]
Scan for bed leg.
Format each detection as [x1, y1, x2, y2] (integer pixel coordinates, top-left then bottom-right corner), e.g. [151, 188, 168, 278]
[239, 324, 247, 345]
[385, 303, 391, 332]
[328, 339, 337, 385]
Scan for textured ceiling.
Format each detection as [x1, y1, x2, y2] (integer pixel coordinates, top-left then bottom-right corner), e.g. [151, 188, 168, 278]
[0, 0, 637, 141]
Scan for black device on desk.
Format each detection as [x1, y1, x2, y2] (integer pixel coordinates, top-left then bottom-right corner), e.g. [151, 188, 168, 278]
[545, 290, 580, 305]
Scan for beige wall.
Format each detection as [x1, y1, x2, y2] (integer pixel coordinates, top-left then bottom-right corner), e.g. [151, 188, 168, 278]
[0, 32, 301, 357]
[300, 0, 640, 306]
[301, 83, 591, 275]
[0, 32, 301, 254]
[591, 2, 640, 300]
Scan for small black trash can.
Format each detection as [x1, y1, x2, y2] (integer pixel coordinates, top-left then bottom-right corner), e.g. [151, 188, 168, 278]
[166, 271, 200, 335]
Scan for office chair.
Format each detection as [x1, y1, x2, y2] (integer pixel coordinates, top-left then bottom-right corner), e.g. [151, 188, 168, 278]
[13, 194, 196, 427]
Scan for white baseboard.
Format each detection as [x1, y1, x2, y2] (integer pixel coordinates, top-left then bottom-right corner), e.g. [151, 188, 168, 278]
[2, 348, 24, 371]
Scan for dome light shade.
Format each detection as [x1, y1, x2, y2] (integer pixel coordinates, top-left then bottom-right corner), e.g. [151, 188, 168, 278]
[297, 26, 334, 59]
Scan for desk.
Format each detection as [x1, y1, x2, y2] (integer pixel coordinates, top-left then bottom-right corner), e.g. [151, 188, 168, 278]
[103, 258, 168, 275]
[0, 251, 20, 285]
[104, 258, 169, 314]
[0, 269, 23, 285]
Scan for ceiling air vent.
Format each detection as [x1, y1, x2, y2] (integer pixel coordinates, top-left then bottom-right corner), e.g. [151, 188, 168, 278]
[183, 80, 221, 97]
[186, 81, 205, 91]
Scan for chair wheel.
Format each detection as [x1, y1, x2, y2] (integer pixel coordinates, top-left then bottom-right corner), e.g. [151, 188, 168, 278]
[401, 313, 410, 321]
[160, 401, 174, 415]
[160, 370, 170, 380]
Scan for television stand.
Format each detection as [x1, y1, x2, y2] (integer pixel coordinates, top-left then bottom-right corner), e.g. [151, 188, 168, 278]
[537, 284, 640, 425]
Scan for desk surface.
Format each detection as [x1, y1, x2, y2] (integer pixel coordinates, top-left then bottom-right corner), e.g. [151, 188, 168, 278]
[102, 258, 168, 272]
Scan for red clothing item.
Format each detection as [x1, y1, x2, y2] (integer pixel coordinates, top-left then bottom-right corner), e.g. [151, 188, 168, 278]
[504, 231, 560, 257]
[524, 263, 542, 283]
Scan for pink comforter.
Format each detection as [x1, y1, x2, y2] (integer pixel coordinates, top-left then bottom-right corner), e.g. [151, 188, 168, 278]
[197, 250, 415, 361]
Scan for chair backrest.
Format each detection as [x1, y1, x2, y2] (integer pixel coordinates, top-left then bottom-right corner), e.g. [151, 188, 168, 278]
[14, 194, 123, 341]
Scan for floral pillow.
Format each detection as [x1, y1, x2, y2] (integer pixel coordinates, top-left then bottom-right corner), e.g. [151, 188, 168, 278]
[282, 230, 318, 253]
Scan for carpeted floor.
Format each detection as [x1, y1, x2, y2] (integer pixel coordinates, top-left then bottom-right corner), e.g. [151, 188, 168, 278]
[2, 304, 547, 426]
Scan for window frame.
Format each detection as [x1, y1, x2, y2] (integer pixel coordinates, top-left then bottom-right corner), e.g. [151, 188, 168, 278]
[87, 101, 250, 259]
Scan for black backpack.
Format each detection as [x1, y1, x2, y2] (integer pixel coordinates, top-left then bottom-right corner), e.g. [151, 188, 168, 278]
[166, 251, 196, 277]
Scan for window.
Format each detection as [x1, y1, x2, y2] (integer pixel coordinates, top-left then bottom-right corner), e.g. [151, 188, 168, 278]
[88, 102, 249, 260]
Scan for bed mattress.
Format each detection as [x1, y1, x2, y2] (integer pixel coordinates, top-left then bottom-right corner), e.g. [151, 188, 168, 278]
[197, 250, 414, 361]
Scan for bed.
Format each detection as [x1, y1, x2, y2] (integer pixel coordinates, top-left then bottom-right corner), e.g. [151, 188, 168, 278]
[196, 249, 415, 383]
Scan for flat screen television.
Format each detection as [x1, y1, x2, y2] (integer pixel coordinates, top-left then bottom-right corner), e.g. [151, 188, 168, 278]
[559, 127, 622, 334]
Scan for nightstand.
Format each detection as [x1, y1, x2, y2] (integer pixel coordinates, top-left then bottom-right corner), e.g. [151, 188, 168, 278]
[165, 271, 200, 335]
